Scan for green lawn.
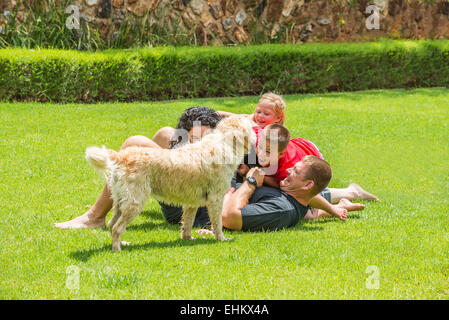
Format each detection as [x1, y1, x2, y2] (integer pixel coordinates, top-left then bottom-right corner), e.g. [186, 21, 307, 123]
[1, 88, 448, 299]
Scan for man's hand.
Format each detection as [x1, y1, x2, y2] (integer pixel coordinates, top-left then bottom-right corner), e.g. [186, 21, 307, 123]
[246, 167, 265, 187]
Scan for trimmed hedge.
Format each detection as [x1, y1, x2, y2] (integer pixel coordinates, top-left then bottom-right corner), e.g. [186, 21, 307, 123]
[1, 40, 449, 103]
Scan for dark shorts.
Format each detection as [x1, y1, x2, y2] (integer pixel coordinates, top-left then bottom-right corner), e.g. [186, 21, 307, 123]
[320, 188, 331, 203]
[158, 201, 210, 228]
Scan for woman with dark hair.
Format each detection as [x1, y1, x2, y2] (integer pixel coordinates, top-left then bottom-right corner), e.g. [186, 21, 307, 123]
[155, 106, 222, 228]
[54, 106, 221, 230]
[153, 106, 222, 149]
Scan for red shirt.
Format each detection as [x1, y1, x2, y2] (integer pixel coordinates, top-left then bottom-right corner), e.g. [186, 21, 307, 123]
[251, 126, 324, 183]
[271, 138, 324, 183]
[252, 126, 263, 138]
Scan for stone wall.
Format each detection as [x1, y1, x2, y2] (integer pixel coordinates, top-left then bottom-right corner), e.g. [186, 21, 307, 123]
[2, 0, 449, 45]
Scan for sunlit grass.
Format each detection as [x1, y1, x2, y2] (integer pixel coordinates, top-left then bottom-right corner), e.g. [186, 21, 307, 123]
[0, 88, 448, 299]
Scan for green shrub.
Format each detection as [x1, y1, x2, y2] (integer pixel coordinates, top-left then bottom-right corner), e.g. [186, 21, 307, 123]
[0, 48, 143, 102]
[1, 40, 449, 103]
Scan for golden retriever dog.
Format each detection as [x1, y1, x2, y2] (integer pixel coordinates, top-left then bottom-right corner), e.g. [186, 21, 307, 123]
[85, 116, 256, 252]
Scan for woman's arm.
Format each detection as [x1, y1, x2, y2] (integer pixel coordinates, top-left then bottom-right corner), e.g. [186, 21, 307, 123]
[215, 111, 237, 118]
[216, 111, 254, 120]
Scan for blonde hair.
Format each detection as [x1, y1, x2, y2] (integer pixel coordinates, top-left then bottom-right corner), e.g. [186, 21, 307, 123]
[256, 92, 286, 125]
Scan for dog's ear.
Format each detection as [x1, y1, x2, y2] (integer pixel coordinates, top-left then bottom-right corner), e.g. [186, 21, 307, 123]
[217, 115, 244, 133]
[219, 116, 254, 153]
[243, 134, 250, 152]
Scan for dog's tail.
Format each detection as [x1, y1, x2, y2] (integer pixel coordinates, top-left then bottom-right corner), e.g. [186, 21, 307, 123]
[85, 146, 117, 178]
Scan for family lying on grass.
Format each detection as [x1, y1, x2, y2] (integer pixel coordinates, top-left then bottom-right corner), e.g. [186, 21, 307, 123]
[54, 93, 379, 236]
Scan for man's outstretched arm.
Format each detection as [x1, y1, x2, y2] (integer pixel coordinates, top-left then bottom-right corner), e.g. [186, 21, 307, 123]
[222, 168, 265, 230]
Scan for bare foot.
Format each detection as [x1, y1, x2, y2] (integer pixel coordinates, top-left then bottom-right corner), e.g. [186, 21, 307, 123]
[338, 198, 366, 211]
[348, 183, 379, 202]
[332, 207, 348, 221]
[54, 211, 106, 229]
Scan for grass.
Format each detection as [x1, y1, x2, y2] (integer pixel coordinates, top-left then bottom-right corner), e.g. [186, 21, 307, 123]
[0, 88, 448, 299]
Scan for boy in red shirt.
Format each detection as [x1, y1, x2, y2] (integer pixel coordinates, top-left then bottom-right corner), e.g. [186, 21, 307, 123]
[263, 136, 325, 185]
[236, 124, 378, 220]
[239, 124, 324, 187]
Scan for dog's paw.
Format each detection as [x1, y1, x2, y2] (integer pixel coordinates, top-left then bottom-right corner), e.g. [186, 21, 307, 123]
[196, 229, 213, 236]
[112, 246, 121, 252]
[121, 241, 131, 246]
[216, 235, 233, 242]
[181, 235, 196, 240]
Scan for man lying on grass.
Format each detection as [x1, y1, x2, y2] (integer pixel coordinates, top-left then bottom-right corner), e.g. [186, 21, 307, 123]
[200, 127, 371, 234]
[231, 123, 379, 224]
[217, 156, 344, 232]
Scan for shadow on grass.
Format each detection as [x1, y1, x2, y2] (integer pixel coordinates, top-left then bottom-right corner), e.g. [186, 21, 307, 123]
[70, 237, 217, 262]
[69, 208, 217, 262]
[126, 210, 179, 232]
[126, 221, 178, 232]
[299, 213, 363, 226]
[293, 222, 325, 232]
[140, 209, 165, 221]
